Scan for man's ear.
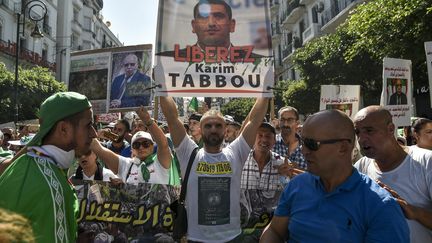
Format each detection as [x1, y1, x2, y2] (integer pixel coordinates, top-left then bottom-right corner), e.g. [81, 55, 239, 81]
[56, 120, 74, 137]
[387, 122, 395, 135]
[230, 19, 236, 33]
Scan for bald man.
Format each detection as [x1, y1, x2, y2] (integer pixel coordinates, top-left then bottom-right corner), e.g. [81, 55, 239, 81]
[354, 106, 432, 243]
[260, 109, 409, 242]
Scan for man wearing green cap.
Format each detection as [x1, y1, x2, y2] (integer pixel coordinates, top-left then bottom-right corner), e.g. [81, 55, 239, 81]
[0, 91, 97, 243]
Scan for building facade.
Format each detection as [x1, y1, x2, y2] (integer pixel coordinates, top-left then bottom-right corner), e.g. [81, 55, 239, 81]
[270, 0, 365, 81]
[0, 0, 122, 84]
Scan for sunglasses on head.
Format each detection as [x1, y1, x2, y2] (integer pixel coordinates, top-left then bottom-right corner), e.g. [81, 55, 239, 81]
[302, 137, 351, 151]
[132, 140, 153, 149]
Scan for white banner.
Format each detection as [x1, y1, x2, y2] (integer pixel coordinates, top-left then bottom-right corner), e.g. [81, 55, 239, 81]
[319, 85, 360, 118]
[425, 41, 432, 108]
[154, 0, 274, 97]
[381, 57, 412, 126]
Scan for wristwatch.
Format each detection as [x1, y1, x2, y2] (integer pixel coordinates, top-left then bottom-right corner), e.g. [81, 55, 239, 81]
[145, 118, 154, 127]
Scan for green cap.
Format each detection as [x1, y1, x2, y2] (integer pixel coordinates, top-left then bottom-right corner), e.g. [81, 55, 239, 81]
[27, 92, 92, 147]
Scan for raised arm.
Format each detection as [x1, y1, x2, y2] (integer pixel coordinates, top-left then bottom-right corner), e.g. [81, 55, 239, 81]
[241, 98, 269, 147]
[159, 96, 187, 147]
[90, 139, 120, 174]
[136, 106, 171, 169]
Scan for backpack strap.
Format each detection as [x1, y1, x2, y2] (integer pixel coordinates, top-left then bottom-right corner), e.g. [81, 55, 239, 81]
[179, 147, 198, 203]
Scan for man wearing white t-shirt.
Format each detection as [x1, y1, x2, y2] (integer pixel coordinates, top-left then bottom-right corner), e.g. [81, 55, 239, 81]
[160, 96, 269, 242]
[91, 107, 172, 185]
[354, 106, 432, 243]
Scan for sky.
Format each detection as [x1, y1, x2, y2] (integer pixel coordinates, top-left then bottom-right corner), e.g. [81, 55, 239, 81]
[101, 0, 159, 46]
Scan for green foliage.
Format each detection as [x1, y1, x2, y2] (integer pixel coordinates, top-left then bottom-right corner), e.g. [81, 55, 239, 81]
[220, 98, 255, 122]
[287, 0, 431, 112]
[281, 79, 319, 115]
[0, 63, 66, 123]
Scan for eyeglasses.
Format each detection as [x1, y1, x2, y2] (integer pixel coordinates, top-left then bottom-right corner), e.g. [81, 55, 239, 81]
[132, 140, 153, 149]
[124, 63, 136, 67]
[280, 117, 297, 123]
[302, 137, 351, 151]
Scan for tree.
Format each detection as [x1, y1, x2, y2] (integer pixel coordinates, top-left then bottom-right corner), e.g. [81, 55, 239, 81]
[288, 0, 432, 114]
[220, 98, 255, 122]
[0, 63, 66, 123]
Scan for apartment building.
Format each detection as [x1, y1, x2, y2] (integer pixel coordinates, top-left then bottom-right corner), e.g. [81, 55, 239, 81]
[270, 0, 365, 81]
[0, 0, 121, 84]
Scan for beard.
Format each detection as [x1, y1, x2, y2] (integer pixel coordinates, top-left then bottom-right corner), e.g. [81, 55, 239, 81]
[203, 133, 224, 147]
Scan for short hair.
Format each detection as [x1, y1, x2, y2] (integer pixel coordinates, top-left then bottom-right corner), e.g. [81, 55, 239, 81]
[278, 106, 299, 120]
[116, 119, 131, 132]
[193, 0, 232, 20]
[412, 118, 432, 133]
[201, 109, 224, 124]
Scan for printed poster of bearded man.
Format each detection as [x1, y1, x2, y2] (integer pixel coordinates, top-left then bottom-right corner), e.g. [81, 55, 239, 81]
[154, 0, 274, 97]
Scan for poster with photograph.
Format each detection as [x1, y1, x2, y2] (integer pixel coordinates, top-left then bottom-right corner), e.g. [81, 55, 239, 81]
[108, 46, 153, 111]
[69, 53, 111, 114]
[154, 0, 274, 97]
[319, 85, 360, 118]
[381, 57, 412, 126]
[73, 180, 281, 241]
[425, 41, 432, 107]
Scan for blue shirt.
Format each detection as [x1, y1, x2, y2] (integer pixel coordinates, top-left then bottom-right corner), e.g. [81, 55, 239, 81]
[275, 169, 409, 243]
[272, 133, 307, 170]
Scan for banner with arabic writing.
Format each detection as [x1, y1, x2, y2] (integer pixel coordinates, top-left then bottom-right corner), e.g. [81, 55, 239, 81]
[319, 85, 361, 118]
[154, 0, 274, 97]
[381, 57, 412, 126]
[73, 180, 281, 242]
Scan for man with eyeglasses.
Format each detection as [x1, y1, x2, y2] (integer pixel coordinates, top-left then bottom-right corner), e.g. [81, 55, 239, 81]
[110, 53, 152, 109]
[354, 106, 432, 243]
[160, 96, 269, 242]
[91, 107, 172, 185]
[272, 106, 306, 170]
[261, 109, 409, 242]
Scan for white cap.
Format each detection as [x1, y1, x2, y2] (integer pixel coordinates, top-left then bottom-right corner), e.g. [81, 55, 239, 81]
[131, 131, 154, 144]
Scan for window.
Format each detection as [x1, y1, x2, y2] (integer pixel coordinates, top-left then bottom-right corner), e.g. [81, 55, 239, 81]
[42, 43, 48, 61]
[83, 17, 91, 31]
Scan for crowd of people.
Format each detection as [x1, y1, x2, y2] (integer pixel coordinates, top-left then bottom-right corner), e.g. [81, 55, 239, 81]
[0, 90, 430, 242]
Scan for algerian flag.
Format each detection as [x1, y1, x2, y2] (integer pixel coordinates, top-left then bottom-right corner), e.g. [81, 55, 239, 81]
[188, 97, 199, 112]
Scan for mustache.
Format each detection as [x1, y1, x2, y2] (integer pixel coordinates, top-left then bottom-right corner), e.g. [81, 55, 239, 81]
[281, 126, 292, 131]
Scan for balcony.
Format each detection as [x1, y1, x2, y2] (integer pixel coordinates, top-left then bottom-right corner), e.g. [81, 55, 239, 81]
[321, 0, 364, 34]
[282, 43, 293, 62]
[302, 23, 321, 44]
[0, 39, 56, 71]
[281, 0, 306, 29]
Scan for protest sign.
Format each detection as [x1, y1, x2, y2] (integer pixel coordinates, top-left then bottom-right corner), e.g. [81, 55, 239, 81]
[69, 52, 111, 114]
[73, 180, 280, 241]
[320, 85, 360, 118]
[154, 0, 274, 97]
[381, 57, 412, 126]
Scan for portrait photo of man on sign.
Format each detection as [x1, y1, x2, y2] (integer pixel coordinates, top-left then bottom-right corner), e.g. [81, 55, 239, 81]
[156, 0, 265, 64]
[387, 78, 408, 105]
[109, 49, 153, 111]
[154, 0, 274, 98]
